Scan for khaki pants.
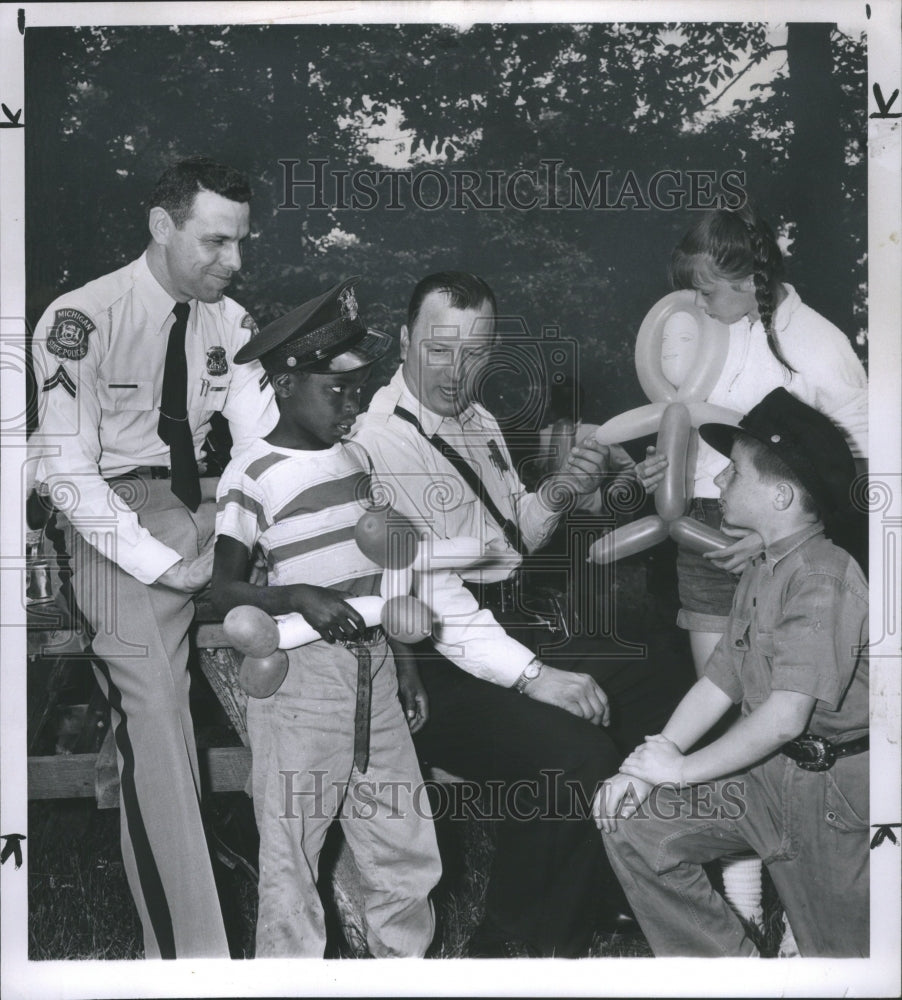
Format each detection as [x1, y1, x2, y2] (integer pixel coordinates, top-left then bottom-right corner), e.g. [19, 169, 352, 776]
[248, 636, 441, 957]
[60, 479, 229, 959]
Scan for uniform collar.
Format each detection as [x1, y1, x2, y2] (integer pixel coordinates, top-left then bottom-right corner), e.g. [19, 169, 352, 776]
[135, 251, 190, 336]
[761, 522, 825, 573]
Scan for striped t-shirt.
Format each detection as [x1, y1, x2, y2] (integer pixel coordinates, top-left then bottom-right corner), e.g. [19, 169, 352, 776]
[215, 438, 381, 595]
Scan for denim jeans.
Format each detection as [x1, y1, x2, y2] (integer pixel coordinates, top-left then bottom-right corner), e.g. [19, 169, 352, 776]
[603, 752, 869, 957]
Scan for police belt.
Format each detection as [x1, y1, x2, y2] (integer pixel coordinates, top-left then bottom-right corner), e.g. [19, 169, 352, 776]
[114, 464, 216, 481]
[780, 733, 869, 772]
[463, 574, 570, 639]
[463, 573, 521, 613]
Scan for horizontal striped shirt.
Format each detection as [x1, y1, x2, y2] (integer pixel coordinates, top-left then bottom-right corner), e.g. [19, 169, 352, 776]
[216, 438, 380, 595]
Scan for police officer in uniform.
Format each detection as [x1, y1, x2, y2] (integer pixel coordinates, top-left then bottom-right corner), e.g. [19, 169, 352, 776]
[30, 156, 278, 958]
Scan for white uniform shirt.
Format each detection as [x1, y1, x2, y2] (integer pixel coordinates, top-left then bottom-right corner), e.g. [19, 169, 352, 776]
[31, 252, 278, 583]
[351, 368, 562, 686]
[694, 284, 868, 498]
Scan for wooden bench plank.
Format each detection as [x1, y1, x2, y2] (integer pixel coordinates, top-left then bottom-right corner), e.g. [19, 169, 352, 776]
[28, 747, 253, 801]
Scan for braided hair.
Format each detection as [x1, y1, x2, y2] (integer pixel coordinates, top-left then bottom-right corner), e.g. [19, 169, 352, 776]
[670, 204, 796, 373]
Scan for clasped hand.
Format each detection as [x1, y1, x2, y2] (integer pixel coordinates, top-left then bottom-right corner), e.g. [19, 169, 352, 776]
[619, 733, 685, 786]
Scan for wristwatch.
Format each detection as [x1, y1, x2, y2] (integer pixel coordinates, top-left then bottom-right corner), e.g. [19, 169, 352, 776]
[514, 658, 543, 694]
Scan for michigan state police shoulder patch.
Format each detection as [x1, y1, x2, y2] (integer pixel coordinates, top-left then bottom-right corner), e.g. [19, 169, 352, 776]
[47, 308, 95, 361]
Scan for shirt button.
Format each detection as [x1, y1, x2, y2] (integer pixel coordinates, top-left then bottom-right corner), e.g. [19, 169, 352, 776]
[826, 811, 837, 822]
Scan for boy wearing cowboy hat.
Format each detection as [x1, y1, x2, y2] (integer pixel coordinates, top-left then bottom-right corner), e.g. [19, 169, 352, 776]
[595, 387, 868, 957]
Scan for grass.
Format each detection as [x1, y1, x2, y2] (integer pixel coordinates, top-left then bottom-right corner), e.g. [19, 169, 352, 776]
[28, 793, 657, 961]
[28, 800, 142, 960]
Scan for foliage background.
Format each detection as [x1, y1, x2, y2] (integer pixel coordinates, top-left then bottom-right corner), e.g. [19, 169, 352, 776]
[25, 20, 867, 427]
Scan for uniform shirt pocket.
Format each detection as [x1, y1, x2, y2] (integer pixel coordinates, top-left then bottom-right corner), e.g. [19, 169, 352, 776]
[97, 379, 155, 412]
[201, 376, 231, 411]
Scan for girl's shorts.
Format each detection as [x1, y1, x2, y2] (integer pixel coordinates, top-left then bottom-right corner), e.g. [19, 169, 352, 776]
[675, 498, 736, 633]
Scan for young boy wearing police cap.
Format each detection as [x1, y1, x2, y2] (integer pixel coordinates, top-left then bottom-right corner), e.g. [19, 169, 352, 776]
[595, 387, 868, 957]
[210, 278, 441, 957]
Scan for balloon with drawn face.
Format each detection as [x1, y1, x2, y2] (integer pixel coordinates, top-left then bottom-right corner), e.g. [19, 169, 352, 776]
[589, 292, 741, 565]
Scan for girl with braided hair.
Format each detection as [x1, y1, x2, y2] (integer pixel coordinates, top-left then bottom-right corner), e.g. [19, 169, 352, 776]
[636, 201, 868, 950]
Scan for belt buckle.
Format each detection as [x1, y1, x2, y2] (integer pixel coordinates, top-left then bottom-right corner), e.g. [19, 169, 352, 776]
[792, 734, 836, 772]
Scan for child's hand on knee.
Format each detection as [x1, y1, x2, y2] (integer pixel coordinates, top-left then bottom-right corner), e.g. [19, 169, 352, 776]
[593, 772, 651, 834]
[620, 734, 686, 787]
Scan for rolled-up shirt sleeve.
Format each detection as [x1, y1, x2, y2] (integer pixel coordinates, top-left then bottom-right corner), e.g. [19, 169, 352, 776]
[702, 633, 744, 704]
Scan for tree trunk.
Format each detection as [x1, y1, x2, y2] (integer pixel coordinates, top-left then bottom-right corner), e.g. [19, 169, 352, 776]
[785, 23, 852, 336]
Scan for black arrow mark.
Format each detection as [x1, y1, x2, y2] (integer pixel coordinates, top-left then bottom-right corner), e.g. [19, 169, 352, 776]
[870, 823, 900, 849]
[0, 833, 26, 868]
[870, 84, 901, 119]
[0, 103, 24, 129]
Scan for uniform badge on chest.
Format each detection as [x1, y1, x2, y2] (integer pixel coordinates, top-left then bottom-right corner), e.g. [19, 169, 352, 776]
[487, 439, 509, 473]
[206, 346, 228, 376]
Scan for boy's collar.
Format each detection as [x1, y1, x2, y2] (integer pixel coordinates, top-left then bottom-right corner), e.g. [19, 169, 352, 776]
[761, 522, 825, 573]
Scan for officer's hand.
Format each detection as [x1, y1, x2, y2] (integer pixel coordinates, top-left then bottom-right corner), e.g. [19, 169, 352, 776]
[523, 664, 610, 726]
[704, 525, 764, 574]
[561, 437, 611, 495]
[156, 548, 214, 593]
[543, 439, 611, 507]
[290, 584, 367, 643]
[593, 772, 652, 834]
[606, 442, 637, 476]
[635, 445, 668, 494]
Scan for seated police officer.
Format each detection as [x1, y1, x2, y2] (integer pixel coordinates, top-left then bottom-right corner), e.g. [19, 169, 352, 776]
[30, 156, 277, 958]
[351, 271, 678, 957]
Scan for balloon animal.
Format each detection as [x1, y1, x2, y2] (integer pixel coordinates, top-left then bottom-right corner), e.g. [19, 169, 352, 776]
[224, 508, 494, 697]
[589, 291, 742, 564]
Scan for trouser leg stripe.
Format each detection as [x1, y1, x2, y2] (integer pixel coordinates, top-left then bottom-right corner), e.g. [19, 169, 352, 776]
[96, 658, 177, 959]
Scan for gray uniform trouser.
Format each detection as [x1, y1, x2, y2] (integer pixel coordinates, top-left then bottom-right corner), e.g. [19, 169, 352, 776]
[603, 752, 869, 957]
[59, 479, 228, 958]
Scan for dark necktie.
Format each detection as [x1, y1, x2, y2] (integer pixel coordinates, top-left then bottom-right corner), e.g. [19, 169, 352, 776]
[157, 302, 200, 511]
